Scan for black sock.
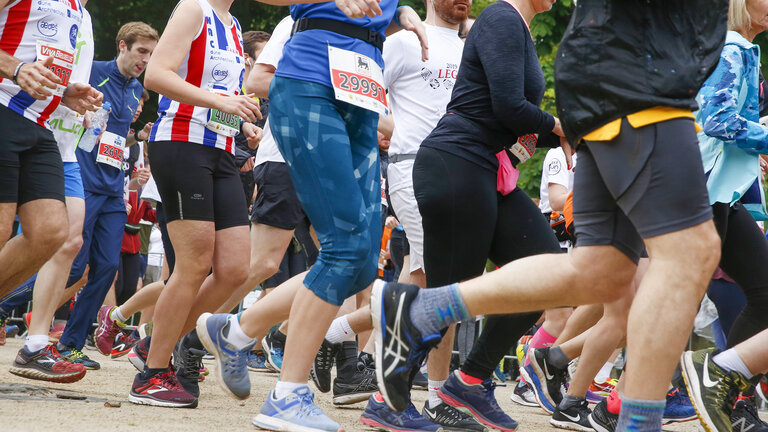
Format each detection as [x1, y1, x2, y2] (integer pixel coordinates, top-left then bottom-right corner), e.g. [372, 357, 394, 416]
[141, 366, 168, 380]
[547, 346, 571, 369]
[183, 329, 204, 351]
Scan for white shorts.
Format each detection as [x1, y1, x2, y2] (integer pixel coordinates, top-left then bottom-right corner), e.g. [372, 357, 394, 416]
[388, 160, 424, 273]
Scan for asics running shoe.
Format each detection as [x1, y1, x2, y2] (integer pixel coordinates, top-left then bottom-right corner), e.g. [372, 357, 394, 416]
[359, 393, 442, 432]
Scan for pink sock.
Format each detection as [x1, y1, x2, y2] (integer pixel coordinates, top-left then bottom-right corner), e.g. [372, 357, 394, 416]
[524, 327, 557, 366]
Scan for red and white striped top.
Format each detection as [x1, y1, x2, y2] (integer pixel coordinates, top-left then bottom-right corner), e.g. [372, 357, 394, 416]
[149, 0, 245, 154]
[0, 0, 84, 127]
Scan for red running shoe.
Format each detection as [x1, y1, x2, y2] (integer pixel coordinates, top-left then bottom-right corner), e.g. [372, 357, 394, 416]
[9, 344, 86, 383]
[112, 332, 139, 359]
[129, 369, 198, 408]
[128, 336, 150, 372]
[95, 305, 125, 356]
[48, 323, 66, 343]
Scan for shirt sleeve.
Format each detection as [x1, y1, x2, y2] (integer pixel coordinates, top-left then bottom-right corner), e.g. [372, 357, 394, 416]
[544, 148, 569, 187]
[382, 33, 405, 89]
[256, 16, 294, 68]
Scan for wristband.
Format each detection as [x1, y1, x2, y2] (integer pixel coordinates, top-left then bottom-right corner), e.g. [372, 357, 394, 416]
[394, 6, 411, 28]
[12, 62, 25, 85]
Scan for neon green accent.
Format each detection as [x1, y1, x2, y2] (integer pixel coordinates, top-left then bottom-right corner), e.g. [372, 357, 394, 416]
[97, 77, 109, 87]
[132, 90, 140, 104]
[74, 33, 86, 64]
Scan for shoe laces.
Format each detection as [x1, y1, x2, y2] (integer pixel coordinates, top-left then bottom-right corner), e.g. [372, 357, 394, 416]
[178, 347, 205, 379]
[43, 344, 63, 360]
[67, 348, 87, 360]
[315, 342, 337, 370]
[223, 348, 248, 375]
[479, 379, 505, 411]
[156, 370, 185, 392]
[434, 403, 471, 424]
[295, 391, 324, 418]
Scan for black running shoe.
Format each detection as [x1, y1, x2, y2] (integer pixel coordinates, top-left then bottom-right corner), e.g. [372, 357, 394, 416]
[588, 399, 618, 432]
[371, 280, 442, 412]
[173, 339, 205, 398]
[333, 362, 378, 405]
[422, 401, 488, 432]
[551, 398, 592, 432]
[359, 351, 374, 369]
[311, 339, 340, 393]
[731, 399, 768, 432]
[521, 347, 567, 413]
[413, 371, 428, 390]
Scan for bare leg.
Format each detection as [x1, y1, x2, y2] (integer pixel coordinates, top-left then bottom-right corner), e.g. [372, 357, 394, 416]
[119, 280, 164, 318]
[542, 307, 572, 338]
[355, 286, 372, 348]
[734, 329, 768, 375]
[555, 303, 603, 346]
[239, 271, 308, 340]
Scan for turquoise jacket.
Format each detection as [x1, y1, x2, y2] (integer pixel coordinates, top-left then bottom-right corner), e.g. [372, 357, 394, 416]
[696, 31, 768, 219]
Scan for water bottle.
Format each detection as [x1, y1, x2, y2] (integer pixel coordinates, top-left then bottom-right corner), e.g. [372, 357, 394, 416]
[79, 101, 111, 152]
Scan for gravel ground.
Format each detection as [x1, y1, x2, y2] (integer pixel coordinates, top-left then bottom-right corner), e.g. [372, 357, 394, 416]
[0, 337, 763, 431]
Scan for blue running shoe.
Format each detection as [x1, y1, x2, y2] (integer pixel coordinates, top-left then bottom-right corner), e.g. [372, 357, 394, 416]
[262, 333, 284, 373]
[253, 386, 343, 432]
[58, 346, 101, 370]
[247, 351, 268, 371]
[663, 387, 697, 424]
[438, 370, 518, 431]
[519, 347, 564, 414]
[196, 313, 256, 400]
[360, 394, 443, 432]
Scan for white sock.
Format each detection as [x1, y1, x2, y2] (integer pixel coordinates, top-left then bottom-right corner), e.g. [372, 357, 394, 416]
[324, 316, 355, 343]
[25, 334, 49, 352]
[111, 306, 127, 323]
[713, 348, 754, 378]
[595, 361, 614, 383]
[225, 314, 256, 350]
[427, 379, 446, 409]
[274, 381, 307, 399]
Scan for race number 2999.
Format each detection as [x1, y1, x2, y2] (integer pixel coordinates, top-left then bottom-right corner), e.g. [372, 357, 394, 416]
[328, 46, 389, 116]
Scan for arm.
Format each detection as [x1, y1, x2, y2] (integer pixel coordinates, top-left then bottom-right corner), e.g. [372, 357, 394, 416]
[548, 184, 568, 212]
[699, 46, 768, 153]
[144, 0, 261, 122]
[378, 113, 394, 139]
[140, 200, 157, 223]
[246, 64, 275, 99]
[256, 0, 383, 18]
[384, 7, 428, 61]
[126, 122, 153, 147]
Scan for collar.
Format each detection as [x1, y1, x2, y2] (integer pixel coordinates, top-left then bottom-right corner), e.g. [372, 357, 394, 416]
[726, 30, 757, 50]
[502, 0, 530, 34]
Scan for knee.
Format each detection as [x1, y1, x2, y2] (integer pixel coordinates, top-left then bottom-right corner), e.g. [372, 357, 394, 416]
[60, 234, 83, 259]
[583, 264, 635, 304]
[220, 262, 249, 287]
[251, 256, 281, 280]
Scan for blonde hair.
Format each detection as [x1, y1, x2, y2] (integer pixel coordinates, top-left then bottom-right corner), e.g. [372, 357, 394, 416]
[729, 0, 752, 32]
[116, 22, 159, 54]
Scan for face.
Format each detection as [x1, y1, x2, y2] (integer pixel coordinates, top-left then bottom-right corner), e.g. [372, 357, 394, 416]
[531, 0, 556, 13]
[132, 99, 145, 123]
[118, 37, 157, 78]
[433, 0, 472, 25]
[378, 132, 390, 152]
[748, 0, 768, 33]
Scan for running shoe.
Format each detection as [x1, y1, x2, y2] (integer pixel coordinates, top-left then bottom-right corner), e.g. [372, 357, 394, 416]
[94, 305, 125, 356]
[195, 312, 255, 400]
[359, 393, 442, 432]
[48, 323, 66, 343]
[23, 311, 31, 328]
[261, 331, 284, 373]
[551, 398, 592, 431]
[681, 348, 751, 432]
[757, 376, 768, 405]
[589, 378, 617, 398]
[129, 369, 198, 408]
[5, 324, 19, 338]
[333, 362, 378, 405]
[111, 332, 139, 359]
[494, 363, 507, 383]
[247, 351, 268, 371]
[360, 351, 375, 369]
[138, 322, 153, 339]
[423, 401, 488, 431]
[438, 370, 519, 431]
[520, 347, 566, 414]
[413, 371, 429, 390]
[312, 339, 340, 393]
[129, 336, 150, 372]
[84, 333, 97, 351]
[509, 381, 538, 407]
[586, 389, 605, 404]
[253, 386, 343, 432]
[59, 346, 100, 370]
[9, 344, 86, 383]
[173, 337, 205, 398]
[731, 399, 768, 432]
[371, 280, 442, 412]
[588, 399, 618, 432]
[662, 387, 697, 424]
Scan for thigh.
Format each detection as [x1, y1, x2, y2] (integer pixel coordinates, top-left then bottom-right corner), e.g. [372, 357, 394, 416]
[0, 150, 21, 204]
[413, 146, 496, 287]
[211, 153, 249, 231]
[18, 131, 64, 205]
[718, 202, 768, 297]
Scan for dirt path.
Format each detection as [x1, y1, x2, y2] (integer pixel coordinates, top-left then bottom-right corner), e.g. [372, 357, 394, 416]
[0, 337, 760, 431]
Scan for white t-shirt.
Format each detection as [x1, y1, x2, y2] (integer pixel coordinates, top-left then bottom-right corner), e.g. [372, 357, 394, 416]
[140, 175, 161, 203]
[253, 16, 293, 167]
[382, 24, 463, 192]
[49, 9, 94, 163]
[147, 225, 164, 267]
[539, 147, 577, 214]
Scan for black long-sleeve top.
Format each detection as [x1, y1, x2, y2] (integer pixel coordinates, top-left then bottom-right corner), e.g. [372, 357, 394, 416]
[421, 1, 555, 171]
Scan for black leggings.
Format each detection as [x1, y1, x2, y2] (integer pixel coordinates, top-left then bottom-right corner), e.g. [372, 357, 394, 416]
[414, 146, 562, 379]
[712, 201, 768, 347]
[116, 252, 143, 306]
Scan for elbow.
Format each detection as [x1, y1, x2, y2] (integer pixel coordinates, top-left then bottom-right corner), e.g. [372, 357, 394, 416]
[143, 69, 159, 94]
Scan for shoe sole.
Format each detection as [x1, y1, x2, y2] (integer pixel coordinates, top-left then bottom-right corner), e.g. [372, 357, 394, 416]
[9, 366, 86, 383]
[359, 414, 442, 432]
[509, 392, 539, 408]
[333, 390, 377, 405]
[261, 336, 282, 373]
[371, 279, 397, 413]
[111, 349, 132, 359]
[662, 416, 697, 425]
[196, 312, 249, 401]
[587, 413, 614, 432]
[437, 389, 517, 432]
[253, 414, 345, 432]
[128, 348, 145, 372]
[680, 351, 716, 432]
[550, 418, 593, 432]
[518, 364, 554, 415]
[128, 393, 198, 408]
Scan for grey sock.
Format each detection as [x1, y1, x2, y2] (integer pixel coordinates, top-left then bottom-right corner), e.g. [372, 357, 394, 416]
[547, 346, 571, 369]
[410, 283, 470, 337]
[615, 397, 665, 432]
[558, 394, 585, 410]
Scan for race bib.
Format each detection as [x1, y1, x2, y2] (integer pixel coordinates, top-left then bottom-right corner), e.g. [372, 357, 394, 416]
[510, 134, 538, 164]
[206, 107, 240, 137]
[95, 131, 125, 169]
[36, 41, 74, 97]
[328, 46, 388, 115]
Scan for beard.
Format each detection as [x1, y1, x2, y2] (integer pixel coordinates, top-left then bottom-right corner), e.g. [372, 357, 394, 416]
[435, 1, 469, 25]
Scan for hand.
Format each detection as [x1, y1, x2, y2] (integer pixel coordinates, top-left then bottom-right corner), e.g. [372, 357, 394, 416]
[385, 215, 399, 230]
[62, 82, 103, 115]
[138, 122, 154, 141]
[243, 123, 263, 149]
[335, 0, 382, 18]
[240, 156, 256, 173]
[560, 136, 574, 170]
[125, 202, 133, 215]
[760, 155, 768, 180]
[14, 57, 61, 100]
[136, 167, 151, 186]
[216, 94, 262, 123]
[552, 117, 565, 137]
[398, 7, 429, 61]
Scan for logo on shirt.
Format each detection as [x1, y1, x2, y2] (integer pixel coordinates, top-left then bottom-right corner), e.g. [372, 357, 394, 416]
[548, 159, 562, 176]
[211, 64, 229, 82]
[38, 20, 58, 37]
[69, 24, 78, 49]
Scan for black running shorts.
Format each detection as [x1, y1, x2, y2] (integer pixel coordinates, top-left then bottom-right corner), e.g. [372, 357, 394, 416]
[573, 117, 712, 263]
[250, 161, 305, 230]
[149, 140, 249, 230]
[0, 104, 64, 204]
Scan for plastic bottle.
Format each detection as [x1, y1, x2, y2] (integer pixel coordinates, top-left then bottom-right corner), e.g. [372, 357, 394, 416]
[79, 101, 111, 152]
